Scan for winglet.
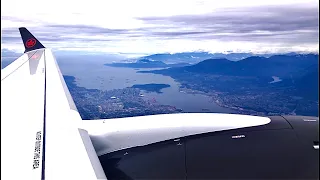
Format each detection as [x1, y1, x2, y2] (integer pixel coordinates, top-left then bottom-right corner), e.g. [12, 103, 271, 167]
[19, 27, 45, 53]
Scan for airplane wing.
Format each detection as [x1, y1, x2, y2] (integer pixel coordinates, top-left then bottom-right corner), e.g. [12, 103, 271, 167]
[1, 28, 106, 179]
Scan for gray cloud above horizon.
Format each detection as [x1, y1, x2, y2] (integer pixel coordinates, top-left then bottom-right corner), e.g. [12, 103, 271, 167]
[1, 1, 319, 55]
[138, 6, 318, 43]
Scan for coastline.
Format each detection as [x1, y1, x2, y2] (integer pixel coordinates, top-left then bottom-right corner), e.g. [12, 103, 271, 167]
[178, 86, 267, 116]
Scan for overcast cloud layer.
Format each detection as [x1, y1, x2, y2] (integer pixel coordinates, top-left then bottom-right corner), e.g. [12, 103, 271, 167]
[1, 0, 319, 56]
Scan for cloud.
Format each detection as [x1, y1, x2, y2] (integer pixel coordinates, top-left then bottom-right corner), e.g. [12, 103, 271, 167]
[1, 0, 318, 55]
[138, 5, 318, 43]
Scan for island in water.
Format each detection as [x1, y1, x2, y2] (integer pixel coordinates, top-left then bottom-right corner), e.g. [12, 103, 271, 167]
[131, 83, 171, 93]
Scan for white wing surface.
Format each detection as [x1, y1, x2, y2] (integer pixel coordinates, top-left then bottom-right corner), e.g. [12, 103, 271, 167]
[1, 27, 106, 180]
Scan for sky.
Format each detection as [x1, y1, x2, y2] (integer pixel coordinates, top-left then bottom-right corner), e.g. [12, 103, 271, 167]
[1, 0, 319, 56]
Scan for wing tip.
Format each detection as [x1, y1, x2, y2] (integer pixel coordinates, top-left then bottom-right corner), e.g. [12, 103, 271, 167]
[18, 27, 28, 34]
[19, 27, 45, 53]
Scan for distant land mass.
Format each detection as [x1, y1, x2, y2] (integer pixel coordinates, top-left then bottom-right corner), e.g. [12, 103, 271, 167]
[137, 52, 258, 63]
[126, 51, 316, 64]
[1, 49, 22, 67]
[104, 58, 190, 68]
[142, 54, 318, 78]
[140, 54, 319, 116]
[1, 60, 13, 68]
[131, 83, 171, 93]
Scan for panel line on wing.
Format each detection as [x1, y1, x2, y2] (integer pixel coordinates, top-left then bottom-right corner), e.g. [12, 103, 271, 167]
[1, 50, 38, 81]
[41, 49, 47, 180]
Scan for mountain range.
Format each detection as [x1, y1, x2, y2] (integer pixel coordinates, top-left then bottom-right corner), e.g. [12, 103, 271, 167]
[129, 52, 259, 64]
[104, 58, 191, 68]
[140, 54, 319, 102]
[145, 54, 318, 78]
[104, 52, 308, 69]
[127, 51, 317, 64]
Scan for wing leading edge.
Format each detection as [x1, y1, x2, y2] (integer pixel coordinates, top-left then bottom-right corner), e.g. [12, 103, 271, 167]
[1, 28, 106, 179]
